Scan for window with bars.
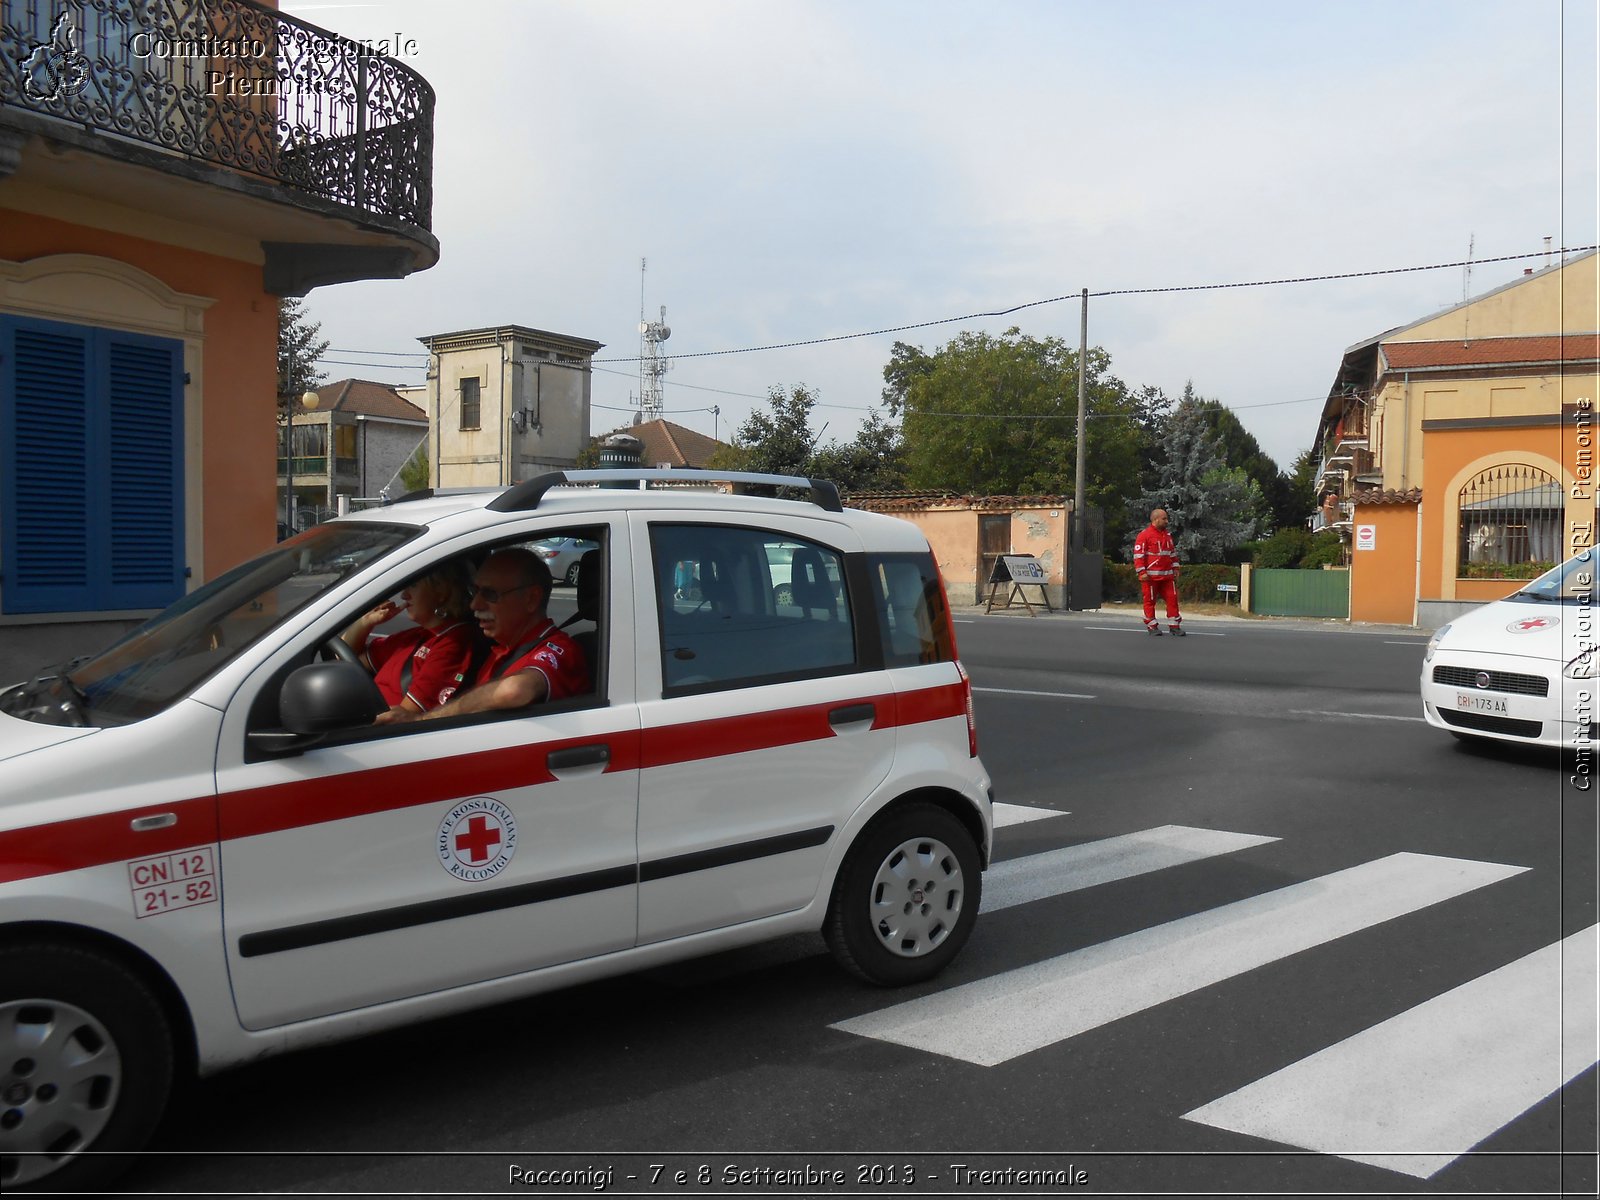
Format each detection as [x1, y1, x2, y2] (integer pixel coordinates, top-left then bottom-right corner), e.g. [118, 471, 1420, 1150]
[1457, 464, 1562, 578]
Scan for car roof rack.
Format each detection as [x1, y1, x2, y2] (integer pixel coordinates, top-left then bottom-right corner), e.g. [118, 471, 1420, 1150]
[387, 486, 496, 506]
[487, 470, 843, 514]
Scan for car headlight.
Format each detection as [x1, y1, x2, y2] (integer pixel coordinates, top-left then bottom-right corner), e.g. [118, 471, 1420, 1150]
[1424, 623, 1452, 663]
[1565, 647, 1597, 679]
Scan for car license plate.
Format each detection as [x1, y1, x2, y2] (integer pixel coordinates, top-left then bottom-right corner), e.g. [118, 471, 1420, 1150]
[1456, 692, 1509, 715]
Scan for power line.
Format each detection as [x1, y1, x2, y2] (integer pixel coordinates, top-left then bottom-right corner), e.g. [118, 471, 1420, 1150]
[589, 246, 1598, 364]
[326, 347, 426, 358]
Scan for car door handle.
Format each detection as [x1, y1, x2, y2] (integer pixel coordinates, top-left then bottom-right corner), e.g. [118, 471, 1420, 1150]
[828, 703, 876, 728]
[547, 744, 610, 771]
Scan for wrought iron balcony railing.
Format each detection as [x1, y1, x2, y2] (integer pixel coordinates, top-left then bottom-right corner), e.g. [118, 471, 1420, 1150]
[1, 0, 433, 231]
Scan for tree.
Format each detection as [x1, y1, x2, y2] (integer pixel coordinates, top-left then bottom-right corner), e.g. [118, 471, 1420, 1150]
[711, 384, 822, 477]
[710, 385, 907, 493]
[1180, 383, 1298, 530]
[398, 440, 429, 494]
[1128, 399, 1262, 561]
[1284, 445, 1321, 528]
[811, 410, 907, 492]
[277, 297, 328, 402]
[881, 329, 1166, 552]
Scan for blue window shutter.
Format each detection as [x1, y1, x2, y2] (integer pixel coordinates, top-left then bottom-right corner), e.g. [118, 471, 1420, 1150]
[1, 317, 94, 613]
[1, 317, 185, 615]
[103, 332, 184, 609]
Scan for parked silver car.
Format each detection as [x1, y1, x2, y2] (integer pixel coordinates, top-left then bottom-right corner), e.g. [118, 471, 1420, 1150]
[531, 535, 599, 585]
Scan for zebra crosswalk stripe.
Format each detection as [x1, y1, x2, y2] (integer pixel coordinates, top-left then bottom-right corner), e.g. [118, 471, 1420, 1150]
[983, 825, 1278, 913]
[991, 802, 1069, 829]
[1182, 924, 1599, 1179]
[832, 852, 1527, 1066]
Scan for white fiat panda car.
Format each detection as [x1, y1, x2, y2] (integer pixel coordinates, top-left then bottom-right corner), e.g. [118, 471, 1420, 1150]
[0, 470, 993, 1192]
[1421, 552, 1598, 748]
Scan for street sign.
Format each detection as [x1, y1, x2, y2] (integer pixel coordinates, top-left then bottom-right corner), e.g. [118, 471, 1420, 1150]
[1356, 524, 1376, 551]
[986, 555, 1054, 616]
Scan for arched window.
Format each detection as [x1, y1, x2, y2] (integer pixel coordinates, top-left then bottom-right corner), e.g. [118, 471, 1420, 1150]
[1457, 464, 1562, 578]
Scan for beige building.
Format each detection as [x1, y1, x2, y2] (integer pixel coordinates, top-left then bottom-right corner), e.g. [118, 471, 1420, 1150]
[848, 493, 1072, 606]
[1313, 250, 1599, 626]
[419, 325, 603, 488]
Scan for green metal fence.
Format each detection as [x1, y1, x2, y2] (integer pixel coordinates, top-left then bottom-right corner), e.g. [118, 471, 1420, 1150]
[1250, 568, 1350, 618]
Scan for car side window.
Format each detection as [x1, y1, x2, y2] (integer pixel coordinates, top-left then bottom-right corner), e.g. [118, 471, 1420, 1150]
[652, 524, 856, 695]
[869, 551, 956, 667]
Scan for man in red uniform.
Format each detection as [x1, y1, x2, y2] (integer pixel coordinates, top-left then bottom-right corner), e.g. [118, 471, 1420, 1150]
[380, 547, 589, 723]
[1133, 507, 1184, 636]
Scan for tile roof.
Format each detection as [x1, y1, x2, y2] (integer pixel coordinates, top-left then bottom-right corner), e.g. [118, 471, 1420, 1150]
[847, 491, 1069, 512]
[309, 379, 428, 422]
[1352, 487, 1423, 506]
[1381, 334, 1600, 371]
[599, 419, 724, 468]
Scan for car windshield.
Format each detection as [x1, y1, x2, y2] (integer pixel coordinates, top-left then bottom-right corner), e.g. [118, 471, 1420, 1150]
[0, 522, 417, 728]
[1508, 553, 1599, 603]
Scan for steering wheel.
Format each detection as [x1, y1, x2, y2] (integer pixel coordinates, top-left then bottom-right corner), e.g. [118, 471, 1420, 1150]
[322, 636, 361, 666]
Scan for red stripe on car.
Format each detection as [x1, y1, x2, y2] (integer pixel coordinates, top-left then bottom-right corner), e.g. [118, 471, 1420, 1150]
[0, 681, 965, 885]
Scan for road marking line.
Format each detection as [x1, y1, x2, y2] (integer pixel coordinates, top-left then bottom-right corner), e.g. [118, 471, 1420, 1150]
[992, 803, 1070, 829]
[1083, 625, 1223, 636]
[1385, 640, 1429, 646]
[984, 825, 1278, 913]
[973, 687, 1096, 700]
[1290, 709, 1426, 723]
[1183, 925, 1599, 1180]
[831, 853, 1527, 1066]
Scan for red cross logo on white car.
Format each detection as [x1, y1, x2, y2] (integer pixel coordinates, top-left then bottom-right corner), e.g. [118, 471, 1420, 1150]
[437, 798, 518, 881]
[1506, 616, 1558, 633]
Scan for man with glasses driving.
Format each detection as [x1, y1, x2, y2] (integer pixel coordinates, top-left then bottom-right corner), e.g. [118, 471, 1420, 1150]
[379, 547, 589, 723]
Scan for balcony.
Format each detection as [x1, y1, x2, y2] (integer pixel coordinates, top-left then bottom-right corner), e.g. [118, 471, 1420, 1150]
[1, 0, 436, 289]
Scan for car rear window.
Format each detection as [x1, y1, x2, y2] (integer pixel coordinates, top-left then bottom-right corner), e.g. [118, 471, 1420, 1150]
[651, 523, 856, 694]
[868, 551, 956, 667]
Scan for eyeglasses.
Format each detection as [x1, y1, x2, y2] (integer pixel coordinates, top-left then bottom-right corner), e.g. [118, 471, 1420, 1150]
[468, 582, 532, 603]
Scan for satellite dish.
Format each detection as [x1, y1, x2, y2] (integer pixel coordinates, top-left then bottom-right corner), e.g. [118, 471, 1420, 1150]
[658, 325, 671, 340]
[638, 321, 650, 334]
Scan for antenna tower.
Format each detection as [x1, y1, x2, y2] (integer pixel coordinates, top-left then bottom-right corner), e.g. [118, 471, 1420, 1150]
[637, 257, 671, 421]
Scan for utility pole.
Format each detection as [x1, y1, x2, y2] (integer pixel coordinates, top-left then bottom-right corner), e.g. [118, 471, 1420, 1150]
[1073, 287, 1088, 554]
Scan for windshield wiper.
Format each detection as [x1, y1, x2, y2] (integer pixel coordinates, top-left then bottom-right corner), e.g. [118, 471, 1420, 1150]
[1511, 589, 1560, 601]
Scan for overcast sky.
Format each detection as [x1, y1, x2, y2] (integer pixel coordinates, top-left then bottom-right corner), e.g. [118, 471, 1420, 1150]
[284, 0, 1598, 471]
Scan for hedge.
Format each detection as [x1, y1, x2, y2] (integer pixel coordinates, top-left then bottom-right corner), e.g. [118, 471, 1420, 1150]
[1102, 562, 1240, 604]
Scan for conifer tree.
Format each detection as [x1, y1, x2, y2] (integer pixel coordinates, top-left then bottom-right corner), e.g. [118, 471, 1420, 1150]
[277, 297, 329, 402]
[1126, 399, 1262, 560]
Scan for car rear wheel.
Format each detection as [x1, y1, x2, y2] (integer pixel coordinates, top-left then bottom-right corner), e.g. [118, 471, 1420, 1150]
[824, 803, 981, 986]
[0, 944, 174, 1194]
[565, 562, 581, 585]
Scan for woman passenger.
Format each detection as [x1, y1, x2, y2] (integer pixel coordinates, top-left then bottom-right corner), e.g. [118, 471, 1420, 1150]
[341, 559, 480, 716]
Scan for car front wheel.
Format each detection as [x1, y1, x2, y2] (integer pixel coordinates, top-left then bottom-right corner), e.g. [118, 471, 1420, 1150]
[0, 944, 174, 1194]
[824, 803, 981, 986]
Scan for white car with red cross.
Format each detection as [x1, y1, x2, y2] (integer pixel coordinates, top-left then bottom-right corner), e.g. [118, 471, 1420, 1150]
[0, 470, 993, 1192]
[1421, 553, 1600, 749]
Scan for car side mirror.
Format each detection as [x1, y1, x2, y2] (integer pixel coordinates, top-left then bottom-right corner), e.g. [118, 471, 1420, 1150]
[279, 661, 387, 734]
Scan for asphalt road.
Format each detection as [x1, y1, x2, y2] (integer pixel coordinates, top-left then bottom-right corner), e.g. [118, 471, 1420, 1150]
[126, 612, 1597, 1197]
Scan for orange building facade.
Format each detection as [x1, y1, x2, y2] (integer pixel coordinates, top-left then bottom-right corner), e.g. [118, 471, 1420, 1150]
[0, 0, 436, 624]
[1313, 252, 1599, 627]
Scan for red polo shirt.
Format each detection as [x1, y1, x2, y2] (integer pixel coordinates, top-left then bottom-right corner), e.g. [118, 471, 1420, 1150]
[366, 621, 479, 711]
[474, 618, 590, 701]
